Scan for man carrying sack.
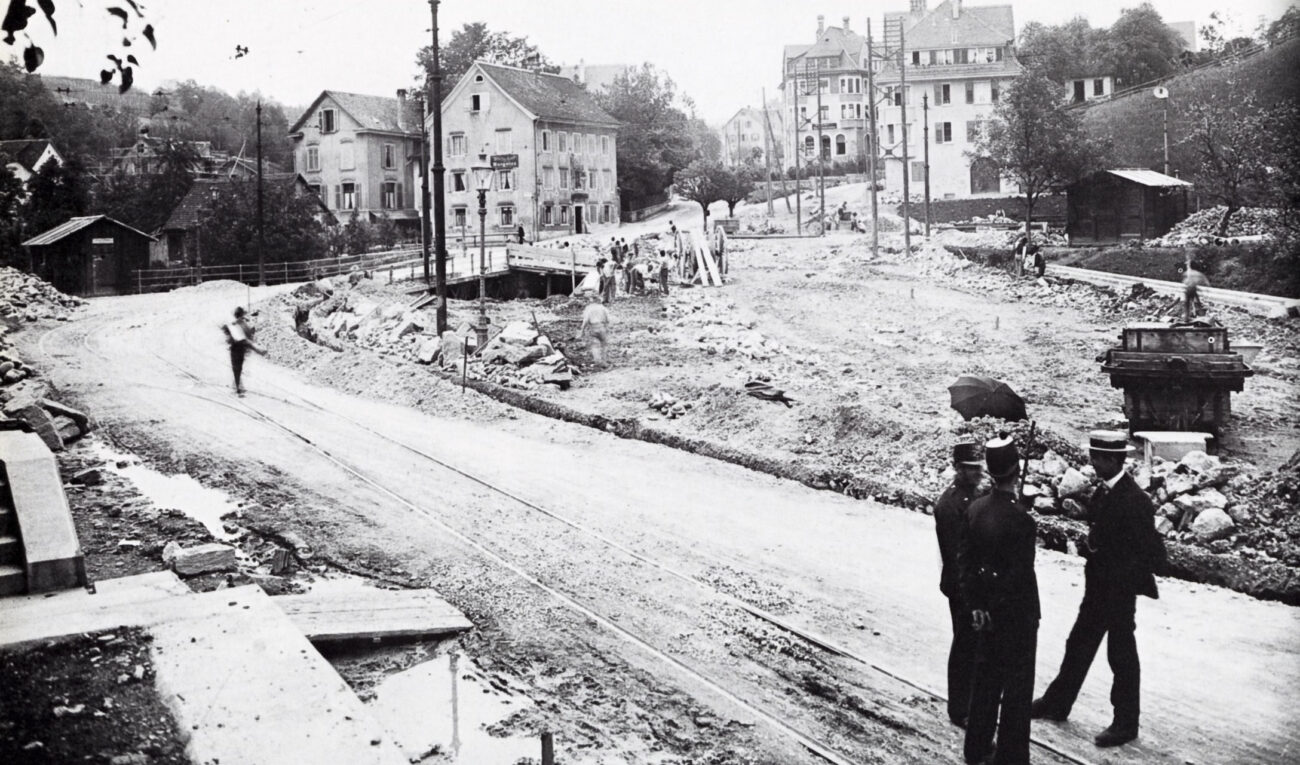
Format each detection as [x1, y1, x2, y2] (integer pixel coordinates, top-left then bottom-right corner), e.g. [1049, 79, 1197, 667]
[1032, 431, 1166, 749]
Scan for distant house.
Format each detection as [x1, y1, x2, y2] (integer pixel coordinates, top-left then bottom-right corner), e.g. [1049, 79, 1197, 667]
[555, 61, 637, 93]
[437, 61, 621, 239]
[721, 106, 783, 167]
[22, 215, 155, 296]
[287, 90, 424, 232]
[153, 173, 333, 266]
[1067, 75, 1115, 104]
[0, 139, 64, 190]
[1067, 169, 1192, 244]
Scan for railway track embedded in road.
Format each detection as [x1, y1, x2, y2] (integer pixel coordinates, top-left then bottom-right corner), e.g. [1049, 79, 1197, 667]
[34, 314, 1098, 765]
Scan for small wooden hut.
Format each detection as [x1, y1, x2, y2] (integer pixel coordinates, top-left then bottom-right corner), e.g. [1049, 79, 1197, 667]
[22, 215, 155, 296]
[1066, 169, 1192, 245]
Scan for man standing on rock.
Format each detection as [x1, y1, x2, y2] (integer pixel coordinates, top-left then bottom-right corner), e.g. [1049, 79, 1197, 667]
[961, 436, 1039, 765]
[223, 307, 266, 396]
[1032, 431, 1165, 749]
[579, 296, 611, 367]
[934, 441, 985, 728]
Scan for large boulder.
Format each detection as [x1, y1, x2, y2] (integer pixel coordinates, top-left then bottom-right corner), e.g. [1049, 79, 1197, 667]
[1173, 488, 1228, 517]
[1191, 508, 1235, 542]
[1179, 450, 1221, 476]
[415, 337, 440, 364]
[1038, 450, 1069, 478]
[497, 321, 539, 347]
[4, 397, 63, 451]
[439, 331, 466, 370]
[41, 399, 92, 433]
[1164, 472, 1197, 498]
[1056, 468, 1091, 499]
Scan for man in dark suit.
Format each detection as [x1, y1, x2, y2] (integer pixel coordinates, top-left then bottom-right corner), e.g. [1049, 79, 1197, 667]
[1032, 431, 1166, 748]
[934, 441, 985, 728]
[961, 436, 1039, 765]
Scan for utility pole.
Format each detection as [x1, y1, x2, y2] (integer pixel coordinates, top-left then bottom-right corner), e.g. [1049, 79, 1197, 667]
[761, 93, 792, 213]
[899, 24, 912, 253]
[256, 101, 265, 286]
[922, 92, 931, 238]
[792, 69, 802, 236]
[815, 59, 826, 235]
[430, 0, 448, 333]
[866, 19, 880, 258]
[762, 89, 773, 215]
[418, 92, 431, 285]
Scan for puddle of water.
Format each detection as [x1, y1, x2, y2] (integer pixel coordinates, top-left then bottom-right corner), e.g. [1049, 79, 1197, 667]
[91, 441, 240, 541]
[298, 572, 381, 595]
[368, 651, 537, 764]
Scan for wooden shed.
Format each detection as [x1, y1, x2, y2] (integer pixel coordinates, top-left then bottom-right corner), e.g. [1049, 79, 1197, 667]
[22, 216, 155, 296]
[1066, 169, 1192, 245]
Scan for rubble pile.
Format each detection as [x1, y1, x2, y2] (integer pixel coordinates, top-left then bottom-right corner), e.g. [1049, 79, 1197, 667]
[1150, 206, 1284, 246]
[0, 266, 86, 321]
[647, 391, 692, 419]
[0, 331, 92, 451]
[663, 294, 790, 362]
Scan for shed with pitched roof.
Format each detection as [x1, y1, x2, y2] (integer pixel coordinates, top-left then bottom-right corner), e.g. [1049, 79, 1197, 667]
[22, 216, 155, 296]
[1067, 169, 1192, 244]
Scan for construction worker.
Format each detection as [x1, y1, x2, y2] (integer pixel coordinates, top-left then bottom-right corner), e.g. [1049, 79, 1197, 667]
[1182, 258, 1210, 323]
[222, 307, 266, 396]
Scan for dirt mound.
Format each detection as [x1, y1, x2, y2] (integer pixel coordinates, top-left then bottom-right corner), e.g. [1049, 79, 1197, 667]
[0, 266, 85, 321]
[1151, 206, 1284, 246]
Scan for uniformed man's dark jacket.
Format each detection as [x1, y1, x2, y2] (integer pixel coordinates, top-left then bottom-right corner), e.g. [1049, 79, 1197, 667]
[935, 483, 980, 599]
[960, 489, 1040, 622]
[1085, 472, 1165, 599]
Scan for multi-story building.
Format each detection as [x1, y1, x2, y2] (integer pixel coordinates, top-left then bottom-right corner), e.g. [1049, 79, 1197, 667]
[0, 139, 63, 192]
[720, 106, 784, 167]
[436, 61, 621, 239]
[287, 91, 424, 231]
[875, 0, 1022, 198]
[779, 16, 872, 172]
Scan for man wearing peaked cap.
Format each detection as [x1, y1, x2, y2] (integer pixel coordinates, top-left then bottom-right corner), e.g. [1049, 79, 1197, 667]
[933, 441, 986, 728]
[1032, 431, 1166, 749]
[959, 436, 1039, 765]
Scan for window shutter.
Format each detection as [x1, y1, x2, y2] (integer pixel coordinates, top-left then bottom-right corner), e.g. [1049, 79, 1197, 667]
[334, 185, 340, 209]
[317, 111, 323, 131]
[397, 183, 403, 208]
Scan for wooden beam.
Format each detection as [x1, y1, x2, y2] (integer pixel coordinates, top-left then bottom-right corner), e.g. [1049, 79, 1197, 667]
[274, 588, 472, 643]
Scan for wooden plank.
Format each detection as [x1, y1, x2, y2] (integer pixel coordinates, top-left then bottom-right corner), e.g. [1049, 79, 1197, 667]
[274, 588, 472, 643]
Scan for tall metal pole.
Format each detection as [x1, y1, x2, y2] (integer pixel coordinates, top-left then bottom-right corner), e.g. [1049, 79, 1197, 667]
[256, 101, 265, 286]
[430, 0, 448, 333]
[792, 68, 802, 236]
[866, 19, 880, 258]
[899, 25, 912, 253]
[922, 92, 931, 238]
[815, 59, 826, 235]
[1162, 99, 1169, 176]
[418, 94, 431, 285]
[762, 89, 773, 215]
[476, 190, 488, 348]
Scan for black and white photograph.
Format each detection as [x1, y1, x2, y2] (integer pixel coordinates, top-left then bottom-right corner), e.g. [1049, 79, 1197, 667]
[0, 0, 1297, 762]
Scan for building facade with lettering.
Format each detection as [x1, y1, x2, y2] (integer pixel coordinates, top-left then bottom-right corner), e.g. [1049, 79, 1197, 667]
[436, 61, 621, 240]
[287, 91, 424, 231]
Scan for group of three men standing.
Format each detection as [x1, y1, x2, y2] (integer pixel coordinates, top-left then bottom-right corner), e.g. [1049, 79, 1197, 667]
[934, 431, 1165, 765]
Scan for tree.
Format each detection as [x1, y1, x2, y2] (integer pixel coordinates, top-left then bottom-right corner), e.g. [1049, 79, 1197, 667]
[596, 64, 699, 209]
[717, 166, 756, 217]
[0, 156, 25, 266]
[1018, 17, 1110, 84]
[673, 160, 727, 232]
[416, 22, 558, 94]
[1265, 6, 1300, 46]
[2, 0, 155, 91]
[94, 141, 201, 232]
[1179, 93, 1299, 235]
[196, 180, 328, 266]
[341, 209, 370, 256]
[1102, 3, 1185, 87]
[24, 155, 88, 235]
[972, 69, 1105, 227]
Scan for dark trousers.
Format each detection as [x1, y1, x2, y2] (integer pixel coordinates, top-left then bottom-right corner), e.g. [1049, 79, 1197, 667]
[965, 616, 1037, 765]
[230, 345, 247, 389]
[1040, 570, 1140, 729]
[947, 597, 977, 724]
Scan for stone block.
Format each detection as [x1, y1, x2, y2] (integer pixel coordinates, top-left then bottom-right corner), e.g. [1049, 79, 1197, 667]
[1134, 431, 1213, 462]
[438, 331, 466, 370]
[1057, 468, 1090, 499]
[166, 542, 238, 576]
[1033, 496, 1058, 513]
[52, 415, 80, 443]
[9, 402, 63, 451]
[1191, 508, 1235, 542]
[415, 338, 439, 365]
[388, 318, 423, 343]
[496, 321, 538, 347]
[1038, 450, 1068, 478]
[1179, 450, 1222, 477]
[1154, 516, 1174, 536]
[71, 467, 103, 486]
[40, 399, 92, 433]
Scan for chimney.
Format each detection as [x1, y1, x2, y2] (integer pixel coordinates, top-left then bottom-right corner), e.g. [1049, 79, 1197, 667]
[843, 16, 851, 31]
[395, 88, 407, 132]
[577, 58, 586, 85]
[910, 0, 926, 15]
[951, 0, 961, 19]
[817, 15, 824, 35]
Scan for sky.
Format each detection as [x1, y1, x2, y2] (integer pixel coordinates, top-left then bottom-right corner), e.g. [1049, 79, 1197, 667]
[4, 0, 1295, 123]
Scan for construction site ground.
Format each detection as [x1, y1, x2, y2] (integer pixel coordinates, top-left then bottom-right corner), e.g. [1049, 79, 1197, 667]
[7, 197, 1300, 764]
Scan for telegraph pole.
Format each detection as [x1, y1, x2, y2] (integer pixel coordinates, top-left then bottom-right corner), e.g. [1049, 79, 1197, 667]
[922, 92, 931, 237]
[815, 59, 826, 235]
[430, 0, 448, 333]
[866, 19, 880, 258]
[792, 69, 802, 236]
[898, 24, 912, 253]
[762, 89, 773, 215]
[256, 101, 265, 286]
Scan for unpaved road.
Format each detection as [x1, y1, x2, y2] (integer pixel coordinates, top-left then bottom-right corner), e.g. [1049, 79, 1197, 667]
[20, 278, 1300, 765]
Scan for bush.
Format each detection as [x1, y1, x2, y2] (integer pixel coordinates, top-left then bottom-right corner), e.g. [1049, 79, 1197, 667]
[1046, 242, 1299, 297]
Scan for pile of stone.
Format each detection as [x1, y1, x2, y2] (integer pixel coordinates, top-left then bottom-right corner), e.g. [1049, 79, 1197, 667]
[665, 295, 789, 361]
[0, 392, 92, 451]
[459, 321, 574, 391]
[647, 392, 691, 419]
[1150, 206, 1283, 246]
[0, 347, 34, 386]
[0, 266, 85, 321]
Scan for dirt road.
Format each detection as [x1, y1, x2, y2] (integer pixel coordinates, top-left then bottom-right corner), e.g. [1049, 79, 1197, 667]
[21, 278, 1300, 765]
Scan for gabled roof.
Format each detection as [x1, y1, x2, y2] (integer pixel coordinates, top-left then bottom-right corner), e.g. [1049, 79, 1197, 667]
[161, 173, 318, 231]
[1104, 169, 1192, 188]
[22, 215, 155, 247]
[784, 26, 867, 69]
[473, 62, 620, 127]
[0, 139, 59, 171]
[288, 91, 422, 135]
[898, 1, 1015, 49]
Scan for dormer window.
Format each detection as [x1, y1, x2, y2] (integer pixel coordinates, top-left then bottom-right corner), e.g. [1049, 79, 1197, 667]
[319, 108, 336, 133]
[474, 74, 484, 82]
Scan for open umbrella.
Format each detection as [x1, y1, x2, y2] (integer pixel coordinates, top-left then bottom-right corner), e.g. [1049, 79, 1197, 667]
[948, 375, 1028, 422]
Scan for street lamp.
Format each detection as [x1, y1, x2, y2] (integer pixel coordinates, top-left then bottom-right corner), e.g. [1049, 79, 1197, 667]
[471, 159, 495, 349]
[1153, 86, 1170, 176]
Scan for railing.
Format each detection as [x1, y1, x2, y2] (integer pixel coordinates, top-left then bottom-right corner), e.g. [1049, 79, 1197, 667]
[129, 246, 422, 294]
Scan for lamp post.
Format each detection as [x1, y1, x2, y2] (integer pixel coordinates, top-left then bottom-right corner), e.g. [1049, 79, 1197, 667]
[471, 160, 494, 349]
[1153, 86, 1170, 175]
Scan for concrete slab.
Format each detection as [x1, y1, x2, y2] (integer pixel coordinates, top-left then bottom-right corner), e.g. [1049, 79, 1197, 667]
[0, 570, 189, 647]
[0, 430, 84, 592]
[149, 586, 407, 765]
[1134, 431, 1214, 462]
[276, 588, 473, 643]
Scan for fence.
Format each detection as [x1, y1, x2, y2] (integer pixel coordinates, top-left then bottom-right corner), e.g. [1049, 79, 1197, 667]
[129, 246, 422, 294]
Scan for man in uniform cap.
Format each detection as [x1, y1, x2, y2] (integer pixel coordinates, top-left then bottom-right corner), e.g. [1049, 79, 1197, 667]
[1032, 431, 1165, 748]
[934, 440, 985, 728]
[960, 436, 1039, 765]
